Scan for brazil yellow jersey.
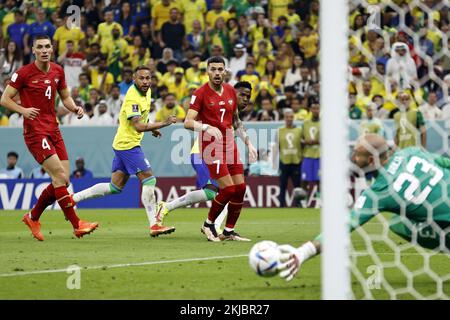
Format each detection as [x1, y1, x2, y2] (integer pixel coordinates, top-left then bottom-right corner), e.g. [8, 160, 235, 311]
[112, 84, 151, 150]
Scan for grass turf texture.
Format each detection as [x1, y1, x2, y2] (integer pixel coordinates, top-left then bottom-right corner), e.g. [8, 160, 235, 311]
[0, 209, 448, 299]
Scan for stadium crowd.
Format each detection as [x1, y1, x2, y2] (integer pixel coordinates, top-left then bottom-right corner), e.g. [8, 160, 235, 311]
[0, 1, 448, 126]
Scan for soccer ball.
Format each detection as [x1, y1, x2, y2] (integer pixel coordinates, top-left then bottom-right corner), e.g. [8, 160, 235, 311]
[248, 240, 280, 277]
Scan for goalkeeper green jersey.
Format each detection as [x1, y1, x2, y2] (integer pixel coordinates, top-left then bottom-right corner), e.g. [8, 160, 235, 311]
[350, 147, 450, 230]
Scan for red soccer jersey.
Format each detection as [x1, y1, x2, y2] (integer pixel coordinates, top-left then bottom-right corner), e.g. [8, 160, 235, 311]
[9, 62, 67, 137]
[189, 82, 237, 134]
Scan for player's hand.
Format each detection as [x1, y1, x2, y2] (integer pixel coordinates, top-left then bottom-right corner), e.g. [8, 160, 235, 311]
[164, 115, 177, 126]
[152, 129, 162, 138]
[277, 244, 301, 282]
[22, 107, 40, 120]
[248, 142, 258, 163]
[73, 105, 84, 119]
[206, 126, 223, 141]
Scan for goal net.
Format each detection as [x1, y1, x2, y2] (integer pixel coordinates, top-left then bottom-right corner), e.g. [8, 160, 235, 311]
[341, 0, 450, 299]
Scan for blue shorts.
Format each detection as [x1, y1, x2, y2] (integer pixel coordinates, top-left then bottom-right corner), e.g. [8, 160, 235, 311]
[112, 146, 151, 176]
[301, 158, 320, 182]
[191, 153, 218, 189]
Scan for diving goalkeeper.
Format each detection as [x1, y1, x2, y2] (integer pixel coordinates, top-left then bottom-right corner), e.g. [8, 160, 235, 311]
[277, 134, 450, 281]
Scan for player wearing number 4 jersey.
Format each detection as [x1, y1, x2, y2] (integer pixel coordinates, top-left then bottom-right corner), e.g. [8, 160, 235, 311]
[184, 56, 257, 242]
[276, 134, 450, 281]
[0, 35, 98, 241]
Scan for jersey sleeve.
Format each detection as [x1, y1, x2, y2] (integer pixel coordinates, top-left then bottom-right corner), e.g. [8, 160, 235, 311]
[435, 155, 450, 169]
[189, 88, 203, 112]
[123, 99, 142, 120]
[9, 67, 26, 91]
[349, 189, 380, 232]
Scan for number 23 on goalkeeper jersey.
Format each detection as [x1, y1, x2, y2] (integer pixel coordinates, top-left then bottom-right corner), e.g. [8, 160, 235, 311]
[113, 84, 151, 150]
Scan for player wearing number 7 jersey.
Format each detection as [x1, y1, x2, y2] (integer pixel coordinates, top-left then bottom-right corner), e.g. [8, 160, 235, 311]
[276, 134, 450, 281]
[184, 56, 254, 242]
[0, 35, 98, 241]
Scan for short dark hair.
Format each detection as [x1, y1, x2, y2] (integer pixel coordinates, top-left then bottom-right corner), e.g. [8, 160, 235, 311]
[234, 81, 252, 91]
[7, 151, 18, 159]
[165, 92, 176, 99]
[33, 34, 51, 45]
[207, 56, 225, 66]
[284, 86, 296, 93]
[134, 66, 151, 73]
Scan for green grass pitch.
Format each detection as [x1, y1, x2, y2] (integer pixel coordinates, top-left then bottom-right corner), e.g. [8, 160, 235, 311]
[0, 208, 448, 300]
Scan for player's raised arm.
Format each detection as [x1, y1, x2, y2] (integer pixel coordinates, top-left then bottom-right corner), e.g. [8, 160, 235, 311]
[184, 109, 223, 141]
[59, 87, 84, 119]
[0, 85, 39, 120]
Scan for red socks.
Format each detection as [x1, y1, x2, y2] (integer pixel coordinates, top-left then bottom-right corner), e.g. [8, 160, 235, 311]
[225, 183, 246, 229]
[207, 185, 236, 222]
[54, 186, 80, 228]
[31, 184, 56, 221]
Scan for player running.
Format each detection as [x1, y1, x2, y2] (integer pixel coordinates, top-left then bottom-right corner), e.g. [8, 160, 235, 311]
[72, 66, 177, 237]
[276, 134, 450, 281]
[156, 81, 257, 233]
[183, 56, 254, 242]
[0, 35, 98, 241]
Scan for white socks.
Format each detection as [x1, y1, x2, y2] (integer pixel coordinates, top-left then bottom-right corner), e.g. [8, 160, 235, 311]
[215, 204, 228, 231]
[142, 184, 157, 226]
[72, 183, 113, 203]
[166, 189, 208, 211]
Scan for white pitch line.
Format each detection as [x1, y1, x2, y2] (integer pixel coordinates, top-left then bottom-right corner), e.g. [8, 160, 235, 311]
[0, 254, 248, 278]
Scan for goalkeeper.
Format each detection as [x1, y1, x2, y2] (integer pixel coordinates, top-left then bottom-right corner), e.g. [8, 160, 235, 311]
[277, 134, 450, 281]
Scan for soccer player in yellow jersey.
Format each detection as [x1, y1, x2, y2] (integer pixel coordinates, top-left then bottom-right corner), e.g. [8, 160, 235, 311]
[72, 66, 178, 237]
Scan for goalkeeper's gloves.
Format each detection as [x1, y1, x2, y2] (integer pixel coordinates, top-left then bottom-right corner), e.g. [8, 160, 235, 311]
[277, 241, 318, 282]
[277, 244, 301, 282]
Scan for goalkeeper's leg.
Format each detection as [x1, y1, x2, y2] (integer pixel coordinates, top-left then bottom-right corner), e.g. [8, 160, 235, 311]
[389, 218, 450, 251]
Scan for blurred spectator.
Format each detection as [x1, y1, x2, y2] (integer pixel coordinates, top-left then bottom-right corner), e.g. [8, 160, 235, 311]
[170, 67, 188, 102]
[237, 62, 259, 100]
[385, 42, 418, 95]
[154, 84, 169, 110]
[206, 0, 230, 29]
[393, 92, 426, 149]
[8, 111, 23, 127]
[77, 72, 92, 103]
[301, 102, 321, 207]
[0, 151, 24, 179]
[85, 42, 101, 68]
[292, 95, 310, 121]
[284, 55, 303, 87]
[102, 26, 129, 82]
[160, 8, 186, 62]
[57, 40, 87, 89]
[269, 0, 290, 23]
[106, 85, 123, 120]
[0, 106, 9, 126]
[118, 68, 134, 97]
[276, 42, 294, 75]
[0, 40, 22, 91]
[28, 8, 56, 44]
[157, 49, 175, 74]
[103, 0, 121, 20]
[71, 157, 94, 179]
[155, 93, 186, 122]
[0, 0, 17, 41]
[349, 93, 362, 120]
[91, 100, 115, 126]
[355, 80, 374, 114]
[206, 20, 230, 58]
[181, 0, 207, 34]
[276, 85, 296, 112]
[255, 39, 274, 75]
[359, 103, 385, 138]
[97, 10, 123, 50]
[419, 91, 443, 120]
[151, 0, 179, 51]
[256, 97, 279, 121]
[119, 1, 137, 39]
[82, 0, 101, 29]
[53, 15, 85, 57]
[29, 166, 50, 179]
[372, 95, 390, 120]
[275, 108, 303, 207]
[185, 53, 202, 83]
[294, 66, 313, 97]
[7, 11, 29, 54]
[186, 20, 206, 54]
[229, 43, 247, 81]
[87, 55, 114, 94]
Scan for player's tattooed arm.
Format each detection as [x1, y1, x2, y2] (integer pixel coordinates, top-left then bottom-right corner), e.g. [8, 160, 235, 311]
[59, 87, 84, 118]
[0, 85, 40, 120]
[234, 110, 257, 162]
[130, 115, 177, 133]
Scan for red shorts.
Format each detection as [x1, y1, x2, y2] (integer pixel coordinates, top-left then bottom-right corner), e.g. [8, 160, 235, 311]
[201, 139, 244, 180]
[24, 130, 68, 164]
